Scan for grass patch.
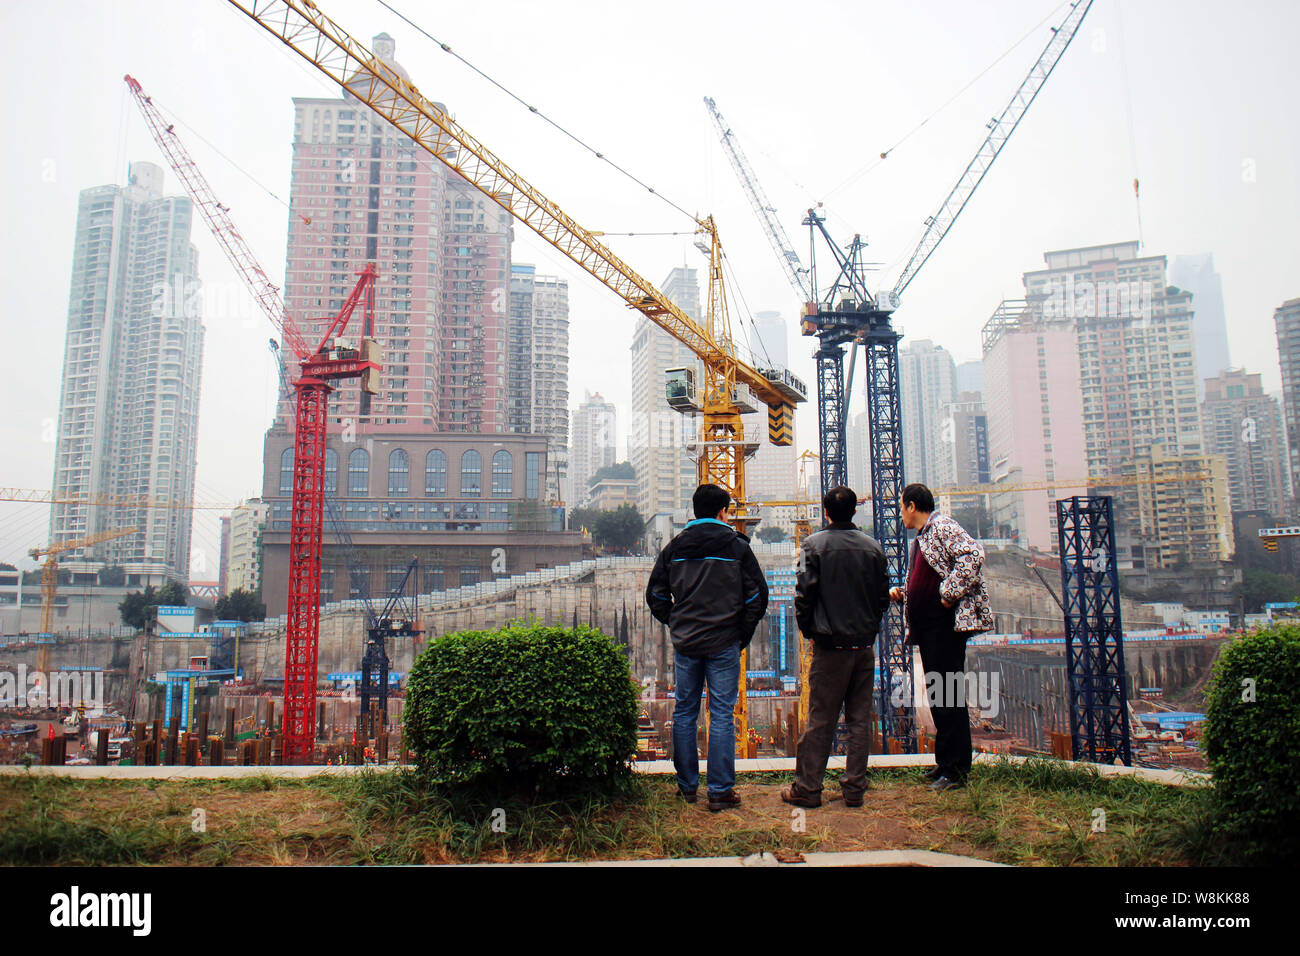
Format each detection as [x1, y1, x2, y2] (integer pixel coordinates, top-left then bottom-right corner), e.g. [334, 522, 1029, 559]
[0, 759, 1252, 866]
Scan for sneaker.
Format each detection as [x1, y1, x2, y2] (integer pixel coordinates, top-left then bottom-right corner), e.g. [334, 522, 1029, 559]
[930, 775, 966, 792]
[676, 786, 698, 804]
[780, 786, 821, 809]
[708, 790, 743, 813]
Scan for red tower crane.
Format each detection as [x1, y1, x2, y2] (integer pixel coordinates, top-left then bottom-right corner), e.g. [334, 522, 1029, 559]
[125, 74, 380, 763]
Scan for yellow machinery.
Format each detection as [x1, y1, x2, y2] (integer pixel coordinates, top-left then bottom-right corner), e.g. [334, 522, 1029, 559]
[27, 526, 138, 671]
[227, 0, 810, 756]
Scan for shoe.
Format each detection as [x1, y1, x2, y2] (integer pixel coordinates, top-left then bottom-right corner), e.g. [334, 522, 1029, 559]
[930, 775, 966, 792]
[676, 786, 698, 804]
[842, 793, 864, 808]
[923, 767, 943, 782]
[708, 791, 743, 813]
[780, 786, 821, 809]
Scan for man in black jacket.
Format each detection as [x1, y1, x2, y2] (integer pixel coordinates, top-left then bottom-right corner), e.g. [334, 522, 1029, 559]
[646, 484, 768, 812]
[783, 486, 889, 809]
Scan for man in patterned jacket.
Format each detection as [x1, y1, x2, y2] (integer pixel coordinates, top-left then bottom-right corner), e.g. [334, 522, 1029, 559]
[889, 482, 994, 791]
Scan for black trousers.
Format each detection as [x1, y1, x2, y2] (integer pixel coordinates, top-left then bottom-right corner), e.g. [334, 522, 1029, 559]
[915, 628, 972, 781]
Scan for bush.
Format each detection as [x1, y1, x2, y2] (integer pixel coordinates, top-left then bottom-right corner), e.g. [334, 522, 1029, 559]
[1202, 625, 1300, 862]
[403, 624, 639, 794]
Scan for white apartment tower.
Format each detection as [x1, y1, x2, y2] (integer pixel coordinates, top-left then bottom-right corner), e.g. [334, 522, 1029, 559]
[629, 266, 701, 519]
[899, 339, 957, 488]
[570, 392, 617, 506]
[50, 161, 204, 583]
[509, 264, 570, 502]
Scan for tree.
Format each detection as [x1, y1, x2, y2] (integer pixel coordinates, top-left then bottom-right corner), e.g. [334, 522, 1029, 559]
[1235, 568, 1300, 614]
[215, 588, 267, 622]
[755, 526, 788, 543]
[568, 507, 602, 534]
[592, 505, 645, 554]
[588, 461, 636, 487]
[119, 586, 158, 630]
[98, 565, 126, 587]
[118, 580, 190, 630]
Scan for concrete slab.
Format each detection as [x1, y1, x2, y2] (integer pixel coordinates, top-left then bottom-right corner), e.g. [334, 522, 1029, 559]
[457, 849, 1006, 867]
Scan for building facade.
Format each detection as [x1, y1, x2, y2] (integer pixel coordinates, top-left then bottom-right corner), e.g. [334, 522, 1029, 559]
[629, 267, 701, 521]
[259, 432, 581, 615]
[981, 300, 1088, 552]
[1201, 369, 1290, 514]
[570, 391, 618, 507]
[49, 161, 204, 584]
[226, 499, 269, 596]
[508, 264, 569, 502]
[283, 33, 510, 435]
[1170, 253, 1231, 397]
[1274, 297, 1300, 502]
[899, 339, 957, 488]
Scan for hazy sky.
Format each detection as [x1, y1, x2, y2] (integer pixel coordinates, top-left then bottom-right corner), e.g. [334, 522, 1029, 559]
[1, 0, 1296, 576]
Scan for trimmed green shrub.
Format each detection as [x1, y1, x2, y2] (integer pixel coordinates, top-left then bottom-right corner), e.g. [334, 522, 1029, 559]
[1202, 625, 1300, 862]
[403, 623, 639, 793]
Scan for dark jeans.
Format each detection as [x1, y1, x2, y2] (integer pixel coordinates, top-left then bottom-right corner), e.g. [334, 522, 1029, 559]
[793, 642, 875, 800]
[671, 643, 740, 796]
[916, 628, 972, 781]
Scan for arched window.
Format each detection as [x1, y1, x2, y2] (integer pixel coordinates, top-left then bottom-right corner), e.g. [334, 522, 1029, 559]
[388, 448, 409, 496]
[279, 448, 294, 494]
[324, 448, 338, 495]
[348, 447, 370, 495]
[460, 450, 481, 497]
[492, 450, 513, 497]
[425, 449, 447, 496]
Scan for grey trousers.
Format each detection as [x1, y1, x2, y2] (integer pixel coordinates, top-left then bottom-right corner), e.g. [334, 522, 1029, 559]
[793, 642, 875, 799]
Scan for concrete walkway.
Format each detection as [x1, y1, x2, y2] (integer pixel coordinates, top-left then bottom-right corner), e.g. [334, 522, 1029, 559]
[0, 751, 1210, 787]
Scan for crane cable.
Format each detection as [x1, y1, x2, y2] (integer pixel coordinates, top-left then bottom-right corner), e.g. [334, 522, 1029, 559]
[374, 0, 700, 225]
[823, 0, 1071, 201]
[1115, 0, 1144, 248]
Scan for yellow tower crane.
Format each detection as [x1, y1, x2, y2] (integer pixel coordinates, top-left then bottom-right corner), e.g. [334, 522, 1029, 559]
[226, 0, 808, 757]
[27, 526, 138, 671]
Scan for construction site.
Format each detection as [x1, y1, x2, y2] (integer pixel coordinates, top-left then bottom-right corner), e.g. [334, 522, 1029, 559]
[3, 0, 1297, 889]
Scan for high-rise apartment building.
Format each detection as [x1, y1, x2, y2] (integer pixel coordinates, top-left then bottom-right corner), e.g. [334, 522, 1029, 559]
[1274, 298, 1300, 498]
[226, 499, 268, 595]
[280, 33, 509, 435]
[981, 300, 1088, 552]
[1122, 443, 1233, 567]
[570, 392, 618, 507]
[259, 36, 581, 614]
[629, 267, 700, 520]
[1202, 369, 1290, 514]
[899, 339, 957, 487]
[508, 264, 569, 502]
[1025, 241, 1204, 475]
[1171, 253, 1231, 396]
[955, 360, 985, 396]
[940, 391, 990, 488]
[50, 161, 204, 584]
[846, 410, 869, 500]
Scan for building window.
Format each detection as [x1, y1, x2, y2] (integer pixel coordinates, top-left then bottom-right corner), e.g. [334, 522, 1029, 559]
[425, 449, 446, 496]
[460, 566, 480, 587]
[461, 450, 482, 497]
[388, 448, 409, 496]
[492, 450, 513, 497]
[348, 447, 370, 495]
[525, 452, 542, 500]
[279, 449, 294, 494]
[422, 566, 445, 593]
[386, 564, 408, 594]
[324, 448, 338, 495]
